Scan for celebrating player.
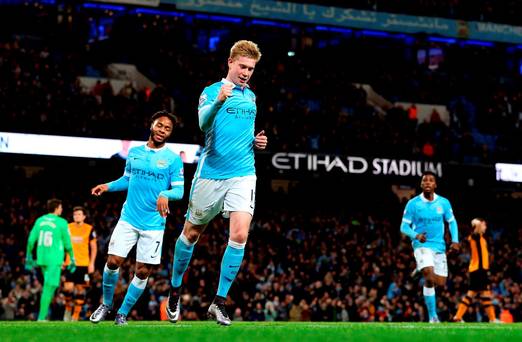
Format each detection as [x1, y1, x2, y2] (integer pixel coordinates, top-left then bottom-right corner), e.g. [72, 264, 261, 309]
[452, 218, 499, 322]
[25, 198, 76, 321]
[63, 206, 97, 321]
[89, 110, 184, 325]
[166, 40, 267, 326]
[400, 171, 459, 323]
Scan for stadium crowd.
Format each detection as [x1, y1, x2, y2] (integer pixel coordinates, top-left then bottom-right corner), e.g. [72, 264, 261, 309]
[0, 180, 520, 322]
[1, 3, 522, 163]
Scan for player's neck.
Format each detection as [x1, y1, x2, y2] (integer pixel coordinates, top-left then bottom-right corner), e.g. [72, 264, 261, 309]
[147, 140, 165, 149]
[422, 192, 434, 201]
[224, 76, 243, 89]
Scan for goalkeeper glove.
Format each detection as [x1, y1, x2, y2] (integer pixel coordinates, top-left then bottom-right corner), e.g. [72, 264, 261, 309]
[67, 257, 77, 274]
[24, 254, 35, 271]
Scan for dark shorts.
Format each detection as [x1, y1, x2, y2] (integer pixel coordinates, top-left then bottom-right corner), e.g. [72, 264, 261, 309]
[469, 270, 490, 292]
[64, 266, 90, 284]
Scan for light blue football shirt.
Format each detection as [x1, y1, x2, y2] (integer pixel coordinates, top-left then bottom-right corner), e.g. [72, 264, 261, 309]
[400, 193, 458, 252]
[107, 145, 184, 231]
[195, 79, 257, 179]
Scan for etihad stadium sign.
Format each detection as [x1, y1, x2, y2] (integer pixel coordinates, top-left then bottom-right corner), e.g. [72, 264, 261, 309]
[271, 152, 442, 177]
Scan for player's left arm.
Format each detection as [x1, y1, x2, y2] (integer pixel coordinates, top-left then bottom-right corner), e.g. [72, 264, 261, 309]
[157, 157, 185, 217]
[60, 219, 76, 271]
[444, 200, 460, 252]
[88, 229, 97, 274]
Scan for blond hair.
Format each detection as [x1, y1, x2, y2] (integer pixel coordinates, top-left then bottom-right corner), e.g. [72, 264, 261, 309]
[471, 217, 485, 229]
[230, 40, 262, 62]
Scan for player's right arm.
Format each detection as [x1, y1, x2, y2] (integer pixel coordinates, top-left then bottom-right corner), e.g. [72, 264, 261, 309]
[400, 200, 425, 242]
[25, 218, 41, 268]
[91, 156, 131, 195]
[198, 83, 234, 132]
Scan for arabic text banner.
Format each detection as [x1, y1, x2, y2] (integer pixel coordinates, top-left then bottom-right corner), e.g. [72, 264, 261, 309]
[166, 0, 522, 44]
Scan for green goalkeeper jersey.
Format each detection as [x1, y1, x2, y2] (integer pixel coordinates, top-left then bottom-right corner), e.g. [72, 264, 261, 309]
[26, 213, 73, 266]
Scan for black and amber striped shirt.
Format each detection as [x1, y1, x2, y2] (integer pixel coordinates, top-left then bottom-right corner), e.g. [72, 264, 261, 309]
[65, 223, 96, 267]
[468, 233, 489, 272]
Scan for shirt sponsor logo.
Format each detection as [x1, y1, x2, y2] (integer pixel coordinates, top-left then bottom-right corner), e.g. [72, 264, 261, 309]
[226, 107, 256, 119]
[131, 168, 165, 181]
[417, 217, 443, 224]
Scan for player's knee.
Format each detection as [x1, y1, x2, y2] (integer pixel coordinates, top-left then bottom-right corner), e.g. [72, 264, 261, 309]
[107, 255, 123, 269]
[184, 229, 201, 243]
[135, 271, 150, 279]
[106, 260, 119, 269]
[436, 278, 446, 287]
[135, 264, 152, 279]
[63, 281, 74, 293]
[230, 232, 248, 244]
[422, 268, 433, 279]
[424, 279, 434, 287]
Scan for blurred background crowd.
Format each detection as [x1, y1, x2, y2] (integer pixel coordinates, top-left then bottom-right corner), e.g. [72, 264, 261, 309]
[1, 189, 520, 322]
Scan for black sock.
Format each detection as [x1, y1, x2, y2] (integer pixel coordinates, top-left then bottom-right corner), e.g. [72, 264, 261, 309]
[214, 295, 226, 304]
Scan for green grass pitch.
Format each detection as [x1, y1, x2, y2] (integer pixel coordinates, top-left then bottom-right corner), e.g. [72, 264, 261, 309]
[1, 321, 521, 342]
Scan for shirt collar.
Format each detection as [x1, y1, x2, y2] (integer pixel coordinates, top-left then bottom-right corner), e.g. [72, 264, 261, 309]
[420, 193, 438, 202]
[221, 78, 249, 89]
[144, 143, 167, 152]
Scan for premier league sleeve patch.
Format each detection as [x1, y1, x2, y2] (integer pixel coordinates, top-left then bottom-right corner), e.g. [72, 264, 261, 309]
[199, 93, 208, 107]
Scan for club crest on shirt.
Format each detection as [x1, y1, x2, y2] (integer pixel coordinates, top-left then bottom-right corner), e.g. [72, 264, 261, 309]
[436, 206, 443, 214]
[156, 159, 168, 169]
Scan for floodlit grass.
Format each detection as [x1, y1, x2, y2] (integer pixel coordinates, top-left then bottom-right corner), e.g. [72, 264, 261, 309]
[0, 321, 521, 342]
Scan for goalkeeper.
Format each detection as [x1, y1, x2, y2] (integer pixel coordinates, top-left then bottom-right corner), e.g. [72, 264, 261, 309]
[25, 198, 76, 321]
